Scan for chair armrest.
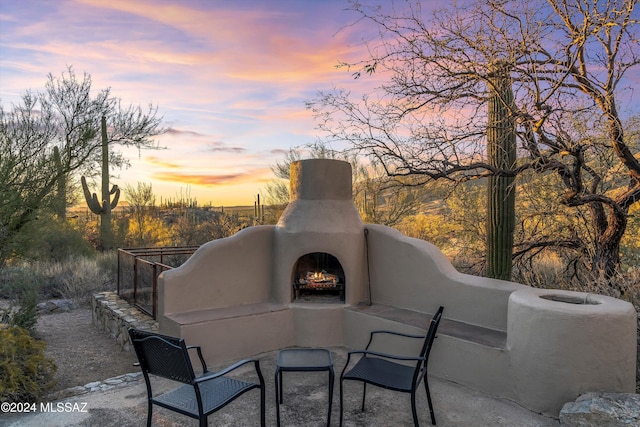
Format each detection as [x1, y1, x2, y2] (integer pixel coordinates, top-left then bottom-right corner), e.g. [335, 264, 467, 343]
[187, 345, 208, 373]
[366, 330, 425, 350]
[195, 358, 264, 385]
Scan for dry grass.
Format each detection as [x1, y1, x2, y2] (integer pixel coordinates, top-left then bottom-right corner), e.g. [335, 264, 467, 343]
[52, 255, 117, 306]
[0, 253, 117, 307]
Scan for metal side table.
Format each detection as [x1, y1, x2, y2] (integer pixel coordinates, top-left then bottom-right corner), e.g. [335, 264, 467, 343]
[275, 348, 334, 426]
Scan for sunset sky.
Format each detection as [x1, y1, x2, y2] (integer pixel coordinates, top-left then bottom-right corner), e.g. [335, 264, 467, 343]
[0, 0, 375, 206]
[2, 1, 638, 207]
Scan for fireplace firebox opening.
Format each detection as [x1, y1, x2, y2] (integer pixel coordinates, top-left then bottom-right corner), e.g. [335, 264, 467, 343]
[292, 252, 345, 302]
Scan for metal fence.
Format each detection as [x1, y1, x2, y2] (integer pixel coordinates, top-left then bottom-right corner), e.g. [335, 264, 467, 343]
[117, 246, 200, 318]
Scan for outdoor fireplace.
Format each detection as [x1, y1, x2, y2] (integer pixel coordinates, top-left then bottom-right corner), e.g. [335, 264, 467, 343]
[158, 157, 636, 417]
[293, 252, 345, 302]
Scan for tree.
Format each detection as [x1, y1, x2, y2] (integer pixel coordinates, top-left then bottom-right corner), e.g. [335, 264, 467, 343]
[352, 159, 421, 227]
[309, 0, 639, 284]
[0, 94, 59, 264]
[0, 67, 165, 262]
[124, 182, 156, 246]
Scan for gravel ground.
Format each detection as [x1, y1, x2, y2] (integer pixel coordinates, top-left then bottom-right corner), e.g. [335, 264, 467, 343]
[33, 306, 138, 393]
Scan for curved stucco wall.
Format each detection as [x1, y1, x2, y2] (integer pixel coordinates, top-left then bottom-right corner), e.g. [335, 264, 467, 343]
[159, 225, 275, 315]
[364, 225, 637, 415]
[365, 224, 525, 331]
[508, 288, 637, 414]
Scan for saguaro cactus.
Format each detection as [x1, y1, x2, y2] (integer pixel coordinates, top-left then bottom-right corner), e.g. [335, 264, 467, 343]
[486, 62, 516, 280]
[81, 116, 120, 250]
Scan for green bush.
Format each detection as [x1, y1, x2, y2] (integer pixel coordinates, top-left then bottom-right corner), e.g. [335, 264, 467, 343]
[0, 267, 45, 299]
[26, 218, 93, 262]
[0, 326, 57, 403]
[0, 288, 39, 333]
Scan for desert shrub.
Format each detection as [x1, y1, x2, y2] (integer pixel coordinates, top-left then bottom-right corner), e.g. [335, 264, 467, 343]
[396, 213, 460, 258]
[15, 217, 93, 263]
[620, 203, 640, 274]
[53, 253, 117, 306]
[169, 210, 245, 246]
[96, 250, 118, 277]
[513, 252, 640, 304]
[0, 252, 117, 306]
[0, 326, 57, 403]
[0, 288, 39, 334]
[0, 266, 46, 299]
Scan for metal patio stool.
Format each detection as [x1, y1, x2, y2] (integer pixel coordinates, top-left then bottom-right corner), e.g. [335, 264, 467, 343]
[275, 348, 334, 426]
[339, 306, 444, 426]
[128, 328, 265, 427]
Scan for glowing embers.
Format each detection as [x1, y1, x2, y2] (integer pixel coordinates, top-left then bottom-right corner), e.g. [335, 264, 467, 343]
[293, 252, 345, 302]
[300, 270, 338, 286]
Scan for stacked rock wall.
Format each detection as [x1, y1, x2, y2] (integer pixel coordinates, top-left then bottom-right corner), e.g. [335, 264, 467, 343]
[91, 292, 158, 351]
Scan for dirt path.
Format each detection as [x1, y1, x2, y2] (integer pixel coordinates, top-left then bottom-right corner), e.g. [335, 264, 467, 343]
[34, 307, 138, 392]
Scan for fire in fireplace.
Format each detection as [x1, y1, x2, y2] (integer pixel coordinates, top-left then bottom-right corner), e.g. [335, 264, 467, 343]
[293, 252, 345, 302]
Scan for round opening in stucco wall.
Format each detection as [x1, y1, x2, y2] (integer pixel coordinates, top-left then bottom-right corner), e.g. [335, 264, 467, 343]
[539, 294, 601, 305]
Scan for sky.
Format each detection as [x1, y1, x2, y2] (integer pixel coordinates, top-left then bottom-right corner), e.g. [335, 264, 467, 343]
[0, 0, 375, 206]
[2, 1, 638, 207]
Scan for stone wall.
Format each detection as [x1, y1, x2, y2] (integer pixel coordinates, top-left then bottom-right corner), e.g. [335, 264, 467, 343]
[91, 292, 158, 351]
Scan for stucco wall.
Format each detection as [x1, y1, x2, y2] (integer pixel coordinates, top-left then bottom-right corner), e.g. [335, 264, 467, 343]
[365, 224, 524, 331]
[159, 225, 275, 316]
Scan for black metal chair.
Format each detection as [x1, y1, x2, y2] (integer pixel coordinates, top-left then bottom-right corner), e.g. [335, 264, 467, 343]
[128, 328, 266, 427]
[339, 306, 444, 426]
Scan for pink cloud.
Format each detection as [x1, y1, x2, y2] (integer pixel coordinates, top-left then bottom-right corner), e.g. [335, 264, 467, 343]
[72, 0, 365, 85]
[1, 0, 379, 205]
[145, 156, 182, 169]
[152, 167, 272, 187]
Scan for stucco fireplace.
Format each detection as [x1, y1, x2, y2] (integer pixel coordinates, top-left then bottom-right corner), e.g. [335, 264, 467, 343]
[157, 158, 636, 417]
[271, 158, 365, 305]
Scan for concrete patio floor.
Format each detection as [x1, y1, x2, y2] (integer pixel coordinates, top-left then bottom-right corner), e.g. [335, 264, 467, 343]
[3, 347, 559, 427]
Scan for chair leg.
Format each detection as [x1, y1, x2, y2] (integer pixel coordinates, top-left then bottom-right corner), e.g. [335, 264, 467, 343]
[424, 376, 436, 425]
[261, 384, 266, 427]
[411, 390, 420, 427]
[146, 401, 152, 427]
[328, 368, 334, 427]
[361, 383, 367, 411]
[199, 416, 208, 427]
[339, 379, 344, 427]
[275, 368, 281, 427]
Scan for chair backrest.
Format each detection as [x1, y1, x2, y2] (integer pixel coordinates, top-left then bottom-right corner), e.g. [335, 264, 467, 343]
[129, 328, 196, 384]
[418, 306, 444, 367]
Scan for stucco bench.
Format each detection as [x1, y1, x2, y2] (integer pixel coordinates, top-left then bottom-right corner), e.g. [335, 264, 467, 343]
[161, 302, 291, 364]
[347, 304, 506, 349]
[165, 302, 288, 326]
